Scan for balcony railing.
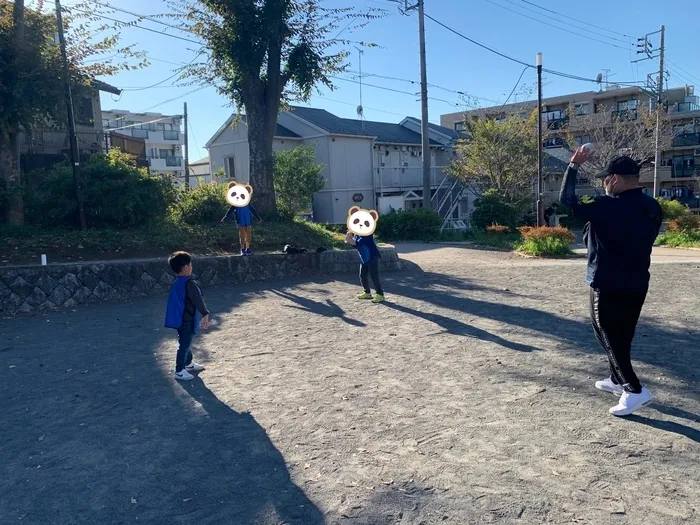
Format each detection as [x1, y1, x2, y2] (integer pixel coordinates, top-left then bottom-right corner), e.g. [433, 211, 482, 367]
[545, 116, 569, 130]
[165, 156, 183, 167]
[672, 132, 700, 147]
[672, 166, 699, 178]
[612, 109, 637, 122]
[163, 130, 180, 140]
[675, 102, 700, 114]
[132, 129, 149, 139]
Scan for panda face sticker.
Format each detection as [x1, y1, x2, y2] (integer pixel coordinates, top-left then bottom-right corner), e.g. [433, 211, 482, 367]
[347, 206, 379, 237]
[226, 181, 253, 207]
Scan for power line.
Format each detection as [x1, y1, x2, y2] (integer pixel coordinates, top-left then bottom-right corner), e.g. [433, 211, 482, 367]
[121, 52, 203, 91]
[345, 70, 501, 103]
[66, 7, 203, 45]
[500, 66, 529, 109]
[424, 13, 644, 87]
[83, 0, 199, 37]
[517, 0, 633, 39]
[666, 59, 700, 85]
[329, 76, 465, 108]
[481, 0, 632, 51]
[497, 0, 632, 45]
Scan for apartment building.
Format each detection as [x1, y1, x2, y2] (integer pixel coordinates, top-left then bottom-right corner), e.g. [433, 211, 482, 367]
[441, 84, 700, 207]
[101, 110, 185, 178]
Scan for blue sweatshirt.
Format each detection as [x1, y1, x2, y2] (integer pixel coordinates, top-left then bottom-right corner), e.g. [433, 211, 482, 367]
[560, 164, 662, 292]
[222, 204, 261, 227]
[353, 234, 381, 264]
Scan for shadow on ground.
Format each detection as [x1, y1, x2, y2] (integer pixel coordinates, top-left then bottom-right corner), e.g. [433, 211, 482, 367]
[1, 286, 324, 524]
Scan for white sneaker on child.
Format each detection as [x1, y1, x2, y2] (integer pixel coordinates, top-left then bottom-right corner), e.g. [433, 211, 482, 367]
[185, 362, 205, 372]
[174, 369, 194, 381]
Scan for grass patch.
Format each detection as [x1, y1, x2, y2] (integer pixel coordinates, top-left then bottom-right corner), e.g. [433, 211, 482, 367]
[656, 231, 700, 248]
[463, 230, 521, 250]
[0, 219, 346, 266]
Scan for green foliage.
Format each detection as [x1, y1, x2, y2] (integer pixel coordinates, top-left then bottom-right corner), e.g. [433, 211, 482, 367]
[375, 208, 441, 241]
[24, 149, 177, 228]
[171, 182, 228, 225]
[0, 218, 348, 266]
[656, 197, 690, 220]
[451, 113, 538, 202]
[274, 144, 325, 219]
[656, 230, 700, 248]
[470, 189, 518, 230]
[666, 214, 700, 233]
[516, 226, 575, 257]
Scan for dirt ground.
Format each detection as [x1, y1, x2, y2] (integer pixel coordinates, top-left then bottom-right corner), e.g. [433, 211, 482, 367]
[1, 244, 699, 525]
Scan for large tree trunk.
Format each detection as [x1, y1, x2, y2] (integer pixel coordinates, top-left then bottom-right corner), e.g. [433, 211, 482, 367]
[246, 103, 279, 217]
[0, 133, 24, 225]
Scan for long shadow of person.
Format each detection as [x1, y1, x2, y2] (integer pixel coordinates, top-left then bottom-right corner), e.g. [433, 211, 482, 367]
[627, 414, 700, 444]
[180, 377, 325, 524]
[383, 302, 538, 352]
[271, 289, 366, 327]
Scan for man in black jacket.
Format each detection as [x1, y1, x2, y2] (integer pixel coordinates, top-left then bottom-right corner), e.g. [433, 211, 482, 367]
[560, 147, 662, 416]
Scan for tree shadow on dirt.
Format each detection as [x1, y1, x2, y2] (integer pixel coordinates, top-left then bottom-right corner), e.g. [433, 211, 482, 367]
[0, 299, 324, 525]
[382, 302, 538, 352]
[270, 289, 366, 327]
[383, 269, 700, 388]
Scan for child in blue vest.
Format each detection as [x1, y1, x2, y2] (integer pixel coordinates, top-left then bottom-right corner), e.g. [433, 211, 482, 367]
[344, 206, 384, 303]
[220, 181, 261, 256]
[164, 251, 210, 381]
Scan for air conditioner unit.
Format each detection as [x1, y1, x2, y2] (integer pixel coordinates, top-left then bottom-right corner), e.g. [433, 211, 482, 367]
[694, 148, 700, 156]
[694, 118, 700, 125]
[173, 118, 181, 126]
[175, 146, 181, 152]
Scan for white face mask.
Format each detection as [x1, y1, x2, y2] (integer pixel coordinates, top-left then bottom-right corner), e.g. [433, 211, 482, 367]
[604, 176, 617, 197]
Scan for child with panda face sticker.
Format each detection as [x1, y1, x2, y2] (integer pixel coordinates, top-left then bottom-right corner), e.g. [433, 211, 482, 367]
[345, 206, 385, 303]
[220, 181, 261, 256]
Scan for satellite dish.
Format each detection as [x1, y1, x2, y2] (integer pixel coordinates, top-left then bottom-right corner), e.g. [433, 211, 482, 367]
[357, 105, 364, 119]
[596, 73, 603, 84]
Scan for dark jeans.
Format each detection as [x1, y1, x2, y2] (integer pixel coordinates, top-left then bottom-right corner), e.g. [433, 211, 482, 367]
[176, 321, 195, 372]
[590, 287, 647, 393]
[360, 257, 383, 295]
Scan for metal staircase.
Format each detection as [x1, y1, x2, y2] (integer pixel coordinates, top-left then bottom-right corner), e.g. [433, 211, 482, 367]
[431, 176, 469, 232]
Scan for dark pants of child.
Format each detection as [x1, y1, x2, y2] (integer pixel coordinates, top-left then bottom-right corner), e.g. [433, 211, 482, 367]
[360, 257, 383, 295]
[590, 287, 646, 393]
[176, 321, 195, 372]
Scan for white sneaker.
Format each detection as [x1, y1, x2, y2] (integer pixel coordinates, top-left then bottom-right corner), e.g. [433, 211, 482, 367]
[595, 377, 624, 395]
[185, 362, 205, 372]
[174, 369, 194, 381]
[609, 387, 654, 416]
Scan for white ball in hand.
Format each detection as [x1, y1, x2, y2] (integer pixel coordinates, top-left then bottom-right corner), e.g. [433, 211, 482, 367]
[581, 143, 595, 155]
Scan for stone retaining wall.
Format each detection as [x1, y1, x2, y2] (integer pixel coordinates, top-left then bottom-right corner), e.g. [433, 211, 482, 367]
[0, 247, 402, 315]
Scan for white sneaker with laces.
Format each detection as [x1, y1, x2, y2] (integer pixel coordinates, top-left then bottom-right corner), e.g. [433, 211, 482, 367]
[174, 369, 194, 381]
[185, 362, 205, 372]
[595, 377, 624, 395]
[609, 387, 654, 416]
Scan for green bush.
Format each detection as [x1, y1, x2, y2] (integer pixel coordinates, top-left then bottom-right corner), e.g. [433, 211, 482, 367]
[656, 230, 700, 247]
[171, 182, 228, 225]
[667, 214, 700, 233]
[23, 149, 177, 228]
[516, 226, 575, 257]
[657, 197, 690, 220]
[375, 208, 441, 241]
[471, 189, 518, 230]
[274, 144, 325, 219]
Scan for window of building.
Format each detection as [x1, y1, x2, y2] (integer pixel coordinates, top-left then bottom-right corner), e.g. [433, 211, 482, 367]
[574, 103, 590, 116]
[617, 99, 638, 111]
[454, 122, 465, 132]
[159, 148, 174, 158]
[75, 97, 94, 126]
[224, 156, 236, 179]
[574, 135, 591, 145]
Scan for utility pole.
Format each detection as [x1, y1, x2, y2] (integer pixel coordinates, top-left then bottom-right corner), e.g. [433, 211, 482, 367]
[634, 26, 665, 197]
[653, 25, 665, 198]
[184, 102, 190, 190]
[536, 52, 544, 227]
[55, 0, 86, 230]
[417, 0, 432, 210]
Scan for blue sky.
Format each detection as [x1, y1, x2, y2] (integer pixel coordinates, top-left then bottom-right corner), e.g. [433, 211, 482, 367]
[87, 0, 700, 162]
